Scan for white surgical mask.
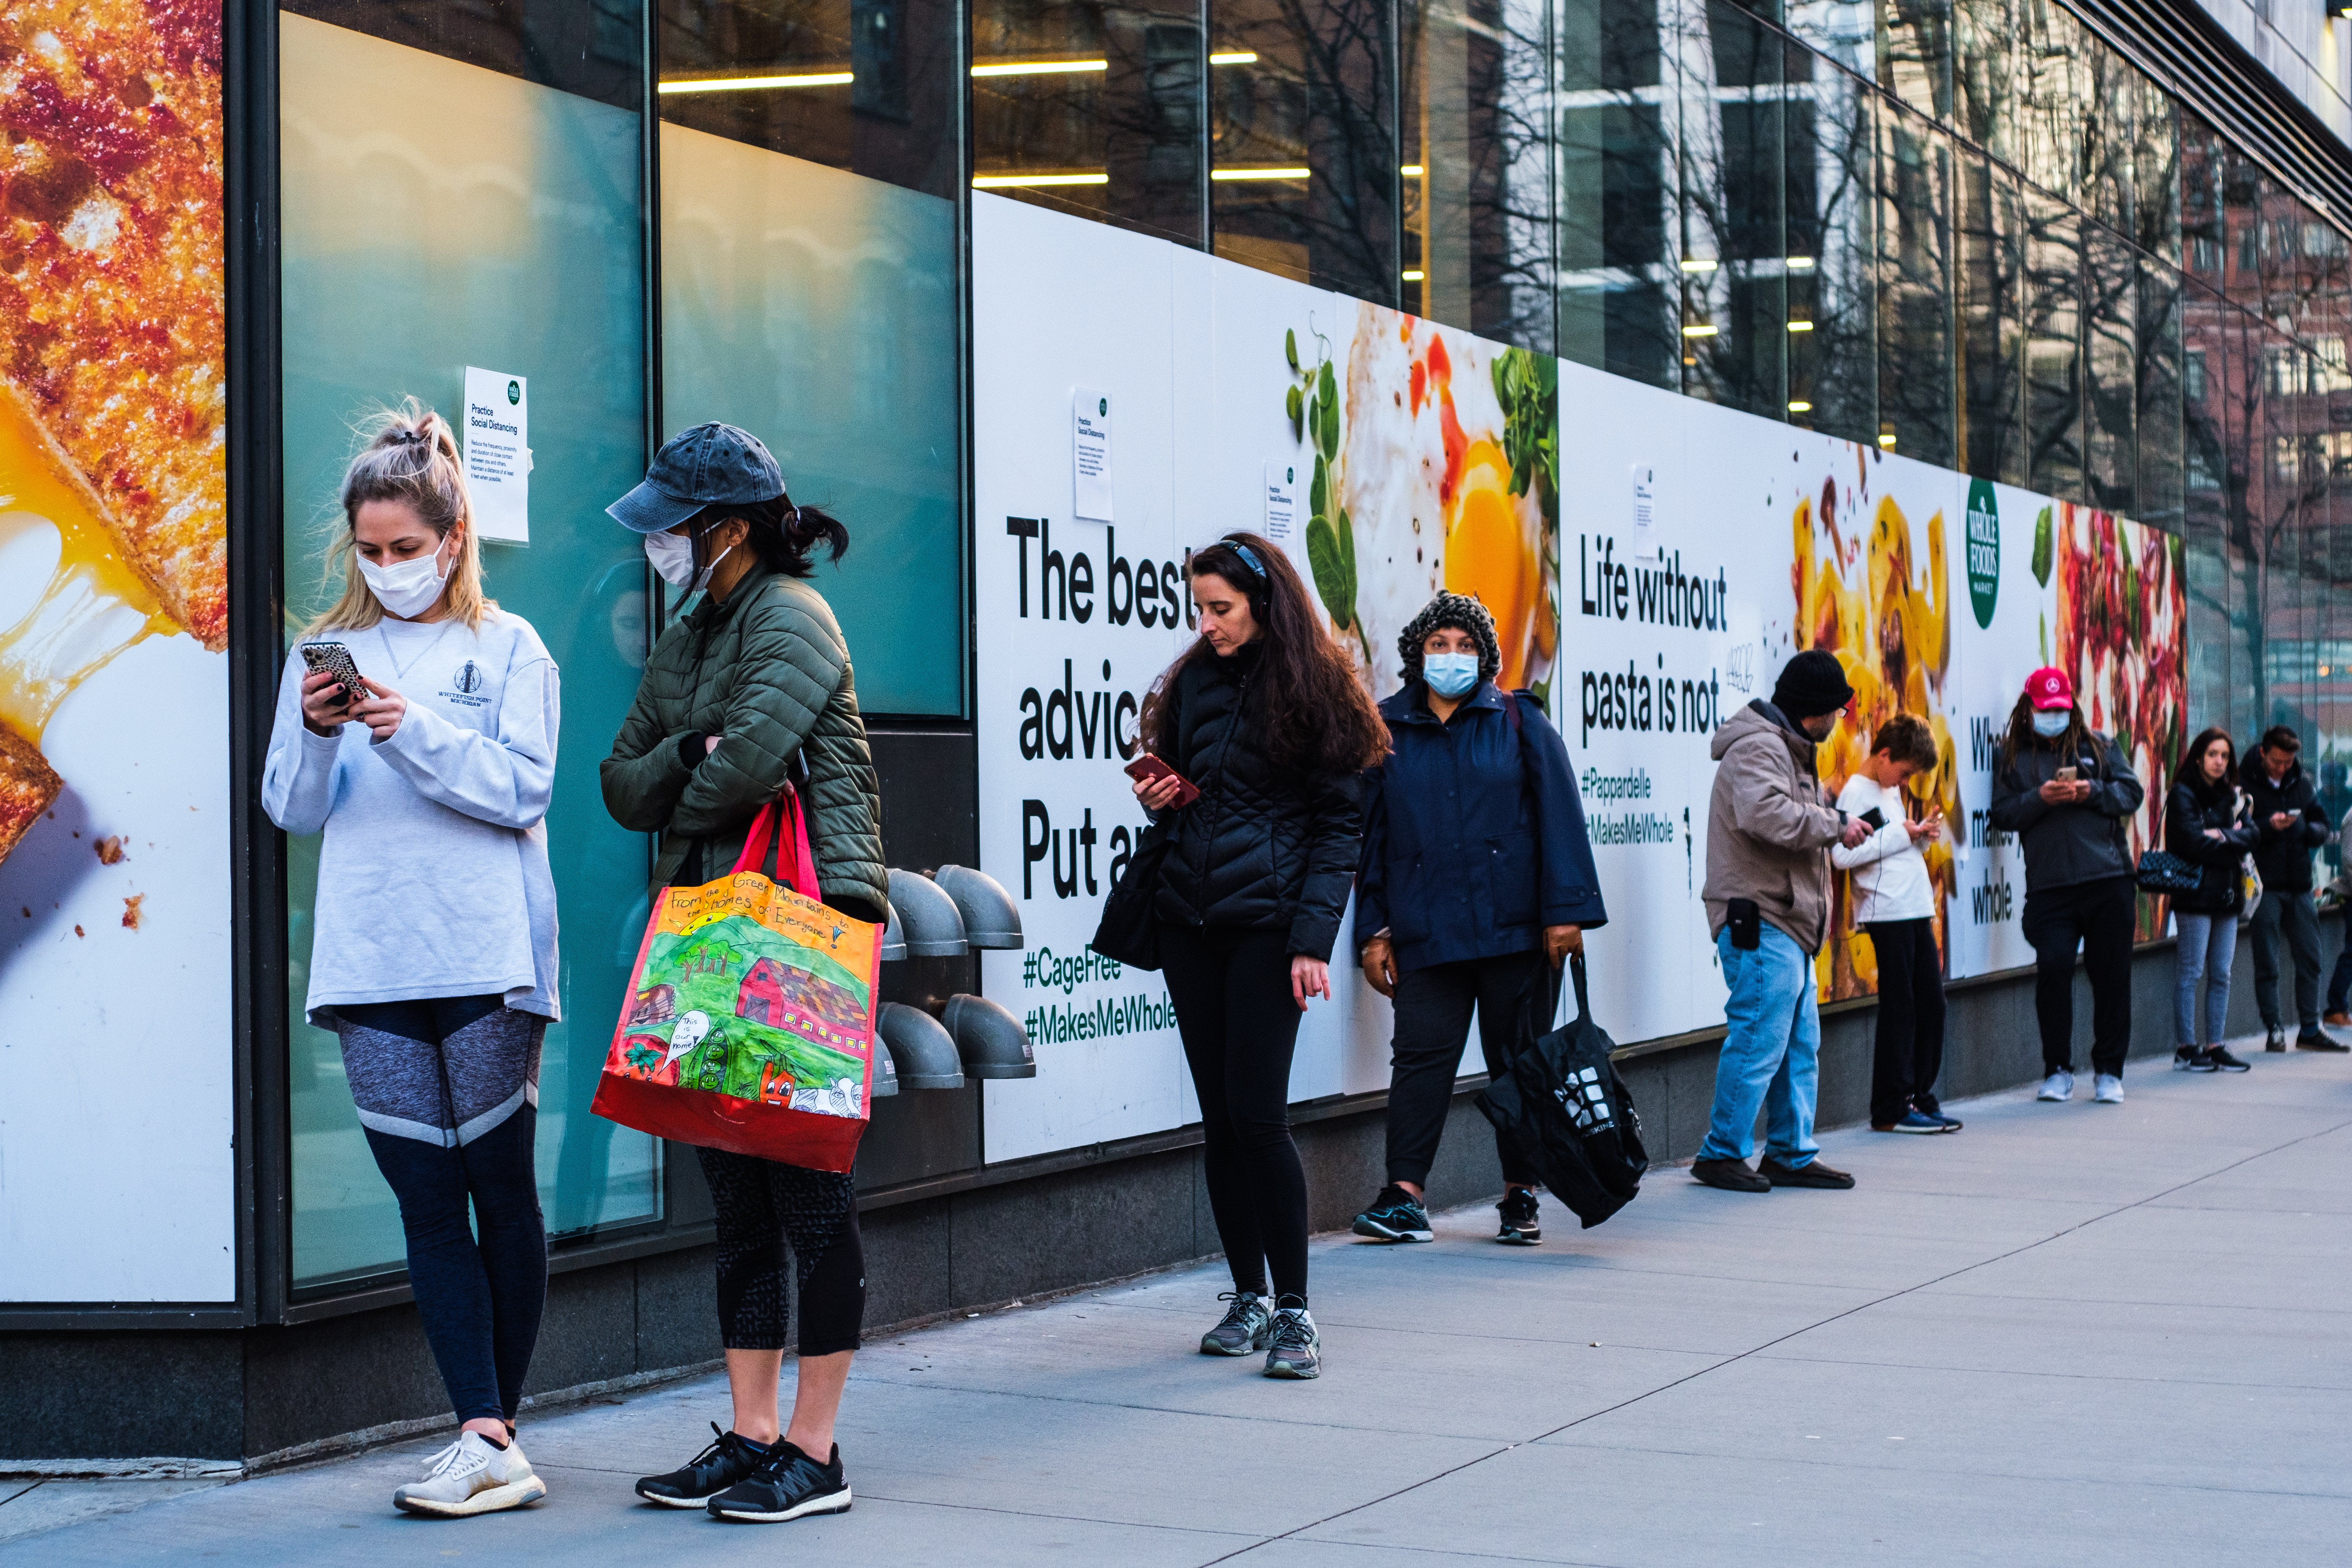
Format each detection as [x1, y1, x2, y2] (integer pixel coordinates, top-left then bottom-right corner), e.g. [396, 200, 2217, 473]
[1423, 652, 1480, 699]
[2031, 709, 2071, 739]
[357, 536, 454, 620]
[644, 530, 732, 591]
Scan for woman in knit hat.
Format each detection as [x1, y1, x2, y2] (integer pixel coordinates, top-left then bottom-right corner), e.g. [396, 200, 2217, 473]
[1350, 592, 1608, 1246]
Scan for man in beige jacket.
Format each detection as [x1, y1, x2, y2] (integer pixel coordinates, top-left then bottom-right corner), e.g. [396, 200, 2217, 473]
[1692, 650, 1870, 1193]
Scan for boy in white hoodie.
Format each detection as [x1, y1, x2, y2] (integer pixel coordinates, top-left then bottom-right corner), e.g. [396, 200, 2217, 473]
[1832, 715, 1959, 1134]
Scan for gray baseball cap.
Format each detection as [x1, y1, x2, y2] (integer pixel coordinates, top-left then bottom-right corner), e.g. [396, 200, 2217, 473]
[606, 422, 784, 534]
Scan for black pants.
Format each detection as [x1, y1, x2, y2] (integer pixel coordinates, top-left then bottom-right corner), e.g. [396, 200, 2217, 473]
[697, 1147, 866, 1355]
[2249, 890, 2322, 1032]
[1160, 923, 1311, 1303]
[340, 996, 547, 1428]
[1864, 919, 1947, 1124]
[1386, 950, 1550, 1188]
[2020, 875, 2136, 1078]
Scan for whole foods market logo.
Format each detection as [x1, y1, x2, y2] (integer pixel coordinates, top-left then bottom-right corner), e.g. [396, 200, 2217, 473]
[1965, 479, 1999, 629]
[506, 379, 521, 405]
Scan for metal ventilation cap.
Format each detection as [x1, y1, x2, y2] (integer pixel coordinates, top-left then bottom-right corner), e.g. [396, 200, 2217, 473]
[933, 865, 1024, 949]
[879, 899, 908, 963]
[870, 1030, 900, 1097]
[885, 868, 968, 957]
[876, 1002, 966, 1090]
[944, 993, 1036, 1079]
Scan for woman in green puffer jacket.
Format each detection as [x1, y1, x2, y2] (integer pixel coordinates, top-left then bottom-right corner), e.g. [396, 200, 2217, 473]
[598, 422, 882, 1525]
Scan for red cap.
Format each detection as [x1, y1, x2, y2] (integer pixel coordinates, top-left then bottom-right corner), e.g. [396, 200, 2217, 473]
[2025, 666, 2073, 711]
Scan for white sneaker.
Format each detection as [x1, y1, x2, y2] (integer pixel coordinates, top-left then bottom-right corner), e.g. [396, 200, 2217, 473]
[2037, 1070, 2074, 1102]
[2094, 1073, 2124, 1104]
[392, 1430, 547, 1516]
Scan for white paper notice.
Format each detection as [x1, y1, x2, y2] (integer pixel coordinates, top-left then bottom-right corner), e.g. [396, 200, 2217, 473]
[1072, 387, 1112, 522]
[1263, 462, 1298, 541]
[464, 366, 532, 543]
[1631, 464, 1655, 535]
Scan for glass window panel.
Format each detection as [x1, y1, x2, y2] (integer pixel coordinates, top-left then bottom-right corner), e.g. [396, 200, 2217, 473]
[969, 0, 1205, 244]
[2085, 226, 2136, 514]
[1875, 0, 1951, 123]
[281, 9, 660, 1288]
[2136, 254, 2185, 533]
[2181, 274, 2232, 729]
[1958, 148, 2026, 484]
[663, 0, 960, 200]
[2219, 144, 2265, 315]
[290, 0, 642, 108]
[1787, 58, 1875, 444]
[1209, 0, 1399, 300]
[1559, 0, 1677, 387]
[1680, 0, 1786, 416]
[1402, 0, 1556, 347]
[2080, 35, 2133, 241]
[1783, 0, 1874, 81]
[1952, 0, 2018, 166]
[1876, 99, 1953, 466]
[2131, 71, 2179, 269]
[2017, 0, 2085, 205]
[2179, 110, 2224, 288]
[2022, 183, 2081, 498]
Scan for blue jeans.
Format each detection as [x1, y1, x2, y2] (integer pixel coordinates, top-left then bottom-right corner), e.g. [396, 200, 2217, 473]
[2330, 914, 2352, 1016]
[1699, 924, 1821, 1168]
[2173, 912, 2237, 1046]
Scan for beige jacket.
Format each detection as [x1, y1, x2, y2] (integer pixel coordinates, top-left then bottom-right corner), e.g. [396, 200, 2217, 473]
[1702, 701, 1845, 954]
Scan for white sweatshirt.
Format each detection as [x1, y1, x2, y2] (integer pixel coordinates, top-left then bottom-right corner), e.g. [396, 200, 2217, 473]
[1831, 773, 1936, 923]
[262, 609, 562, 1025]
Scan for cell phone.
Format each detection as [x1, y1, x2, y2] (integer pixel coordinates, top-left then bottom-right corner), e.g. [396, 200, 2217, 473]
[1124, 753, 1202, 808]
[1859, 807, 1888, 830]
[2054, 765, 2079, 783]
[1726, 897, 1761, 952]
[299, 641, 365, 704]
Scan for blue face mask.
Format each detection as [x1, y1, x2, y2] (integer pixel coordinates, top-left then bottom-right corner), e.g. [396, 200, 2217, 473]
[1423, 652, 1480, 698]
[2031, 709, 2071, 739]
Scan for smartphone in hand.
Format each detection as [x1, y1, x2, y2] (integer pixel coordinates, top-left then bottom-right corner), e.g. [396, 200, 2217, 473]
[300, 641, 365, 703]
[1124, 753, 1202, 809]
[2053, 765, 2078, 784]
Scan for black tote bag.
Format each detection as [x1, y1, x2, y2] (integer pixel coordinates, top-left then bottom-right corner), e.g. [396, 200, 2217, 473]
[1475, 953, 1648, 1228]
[1089, 822, 1170, 971]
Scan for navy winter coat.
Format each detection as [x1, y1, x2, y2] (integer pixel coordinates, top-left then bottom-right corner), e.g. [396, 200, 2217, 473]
[1357, 681, 1608, 974]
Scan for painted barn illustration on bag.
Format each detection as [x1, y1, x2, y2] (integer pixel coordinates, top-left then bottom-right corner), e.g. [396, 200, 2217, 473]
[734, 955, 870, 1050]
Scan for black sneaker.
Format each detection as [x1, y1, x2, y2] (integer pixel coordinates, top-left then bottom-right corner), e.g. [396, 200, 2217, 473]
[2297, 1030, 2350, 1053]
[2203, 1045, 2252, 1072]
[1495, 1188, 1542, 1245]
[1200, 1290, 1273, 1356]
[1263, 1301, 1320, 1379]
[1351, 1184, 1434, 1242]
[2267, 1028, 2288, 1053]
[2176, 1044, 2216, 1072]
[636, 1423, 771, 1508]
[1759, 1156, 1856, 1189]
[707, 1441, 852, 1523]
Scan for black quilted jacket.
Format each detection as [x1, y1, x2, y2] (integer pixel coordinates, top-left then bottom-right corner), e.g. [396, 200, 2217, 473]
[1149, 643, 1364, 961]
[600, 567, 888, 922]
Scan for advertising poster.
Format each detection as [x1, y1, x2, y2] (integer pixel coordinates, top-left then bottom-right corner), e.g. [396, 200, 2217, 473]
[0, 2, 232, 1299]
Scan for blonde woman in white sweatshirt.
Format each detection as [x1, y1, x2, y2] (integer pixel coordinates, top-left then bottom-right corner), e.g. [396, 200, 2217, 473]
[1832, 715, 1958, 1135]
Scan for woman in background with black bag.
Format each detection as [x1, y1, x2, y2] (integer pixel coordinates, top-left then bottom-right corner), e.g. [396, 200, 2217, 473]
[1113, 532, 1386, 1380]
[2166, 728, 2257, 1072]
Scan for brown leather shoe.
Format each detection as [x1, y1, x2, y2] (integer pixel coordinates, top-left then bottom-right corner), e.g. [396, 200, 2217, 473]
[2326, 1011, 2352, 1028]
[1690, 1157, 1770, 1193]
[1760, 1156, 1856, 1189]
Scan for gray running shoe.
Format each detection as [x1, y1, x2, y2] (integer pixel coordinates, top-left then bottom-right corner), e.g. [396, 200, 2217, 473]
[1200, 1290, 1273, 1356]
[393, 1430, 547, 1517]
[1264, 1304, 1320, 1379]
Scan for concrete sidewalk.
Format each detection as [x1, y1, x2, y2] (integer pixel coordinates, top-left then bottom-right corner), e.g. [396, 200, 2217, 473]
[9, 1037, 2350, 1566]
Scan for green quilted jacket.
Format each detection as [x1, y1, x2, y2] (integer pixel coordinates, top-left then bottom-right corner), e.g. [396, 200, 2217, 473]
[600, 567, 888, 922]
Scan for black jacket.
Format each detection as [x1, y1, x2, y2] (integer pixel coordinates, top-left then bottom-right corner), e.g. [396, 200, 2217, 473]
[2164, 781, 2256, 915]
[1149, 644, 1364, 960]
[1358, 681, 1607, 973]
[2240, 751, 2328, 892]
[1986, 730, 2144, 894]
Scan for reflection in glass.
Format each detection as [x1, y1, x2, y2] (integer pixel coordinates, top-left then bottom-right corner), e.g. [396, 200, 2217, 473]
[2017, 0, 2085, 209]
[1559, 0, 1675, 387]
[2085, 226, 2135, 515]
[1952, 0, 2017, 165]
[1876, 0, 1951, 123]
[1790, 54, 1875, 444]
[2132, 75, 2180, 268]
[1680, 0, 1791, 418]
[1877, 100, 1952, 465]
[2136, 254, 2184, 533]
[968, 0, 1206, 244]
[1958, 148, 2025, 485]
[2181, 273, 2232, 728]
[1208, 0, 1398, 299]
[2023, 185, 2081, 498]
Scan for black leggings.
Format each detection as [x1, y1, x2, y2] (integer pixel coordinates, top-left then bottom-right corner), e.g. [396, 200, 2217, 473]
[1160, 923, 1310, 1304]
[1864, 918, 1947, 1124]
[697, 1147, 866, 1355]
[341, 996, 547, 1428]
[2021, 875, 2136, 1077]
[1386, 950, 1550, 1188]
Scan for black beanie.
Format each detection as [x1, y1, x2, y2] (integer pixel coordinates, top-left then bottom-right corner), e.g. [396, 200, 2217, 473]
[1771, 649, 1854, 720]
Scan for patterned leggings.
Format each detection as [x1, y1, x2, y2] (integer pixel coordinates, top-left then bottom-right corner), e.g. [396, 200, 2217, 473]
[697, 1147, 865, 1355]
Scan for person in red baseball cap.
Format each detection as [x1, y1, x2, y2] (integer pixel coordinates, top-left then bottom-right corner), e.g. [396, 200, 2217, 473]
[1988, 667, 2146, 1105]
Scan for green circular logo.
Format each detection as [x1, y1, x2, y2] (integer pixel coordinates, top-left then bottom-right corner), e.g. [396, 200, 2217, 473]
[1098, 397, 1108, 417]
[507, 379, 521, 405]
[1965, 478, 1999, 629]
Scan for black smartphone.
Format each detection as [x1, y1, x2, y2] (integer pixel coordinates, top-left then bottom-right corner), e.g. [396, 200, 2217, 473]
[299, 641, 364, 704]
[1727, 897, 1761, 951]
[1859, 807, 1888, 830]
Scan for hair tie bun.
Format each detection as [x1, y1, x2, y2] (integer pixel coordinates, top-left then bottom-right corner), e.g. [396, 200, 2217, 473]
[388, 427, 427, 447]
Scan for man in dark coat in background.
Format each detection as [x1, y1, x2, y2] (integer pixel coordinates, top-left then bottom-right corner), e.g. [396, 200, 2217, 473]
[2242, 726, 2343, 1052]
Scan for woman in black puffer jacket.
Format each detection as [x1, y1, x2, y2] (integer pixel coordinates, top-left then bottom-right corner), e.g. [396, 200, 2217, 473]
[1130, 532, 1386, 1380]
[2167, 728, 2258, 1072]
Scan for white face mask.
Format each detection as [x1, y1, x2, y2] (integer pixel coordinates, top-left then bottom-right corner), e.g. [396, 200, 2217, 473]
[2031, 709, 2071, 739]
[358, 535, 454, 619]
[644, 530, 732, 591]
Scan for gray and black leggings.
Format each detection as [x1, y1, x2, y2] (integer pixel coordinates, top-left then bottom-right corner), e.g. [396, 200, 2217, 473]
[335, 995, 548, 1427]
[697, 1147, 866, 1355]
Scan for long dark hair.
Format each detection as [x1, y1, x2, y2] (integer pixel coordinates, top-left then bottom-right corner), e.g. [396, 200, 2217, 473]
[2178, 728, 2238, 804]
[1138, 531, 1388, 780]
[685, 492, 849, 581]
[1998, 688, 2105, 770]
